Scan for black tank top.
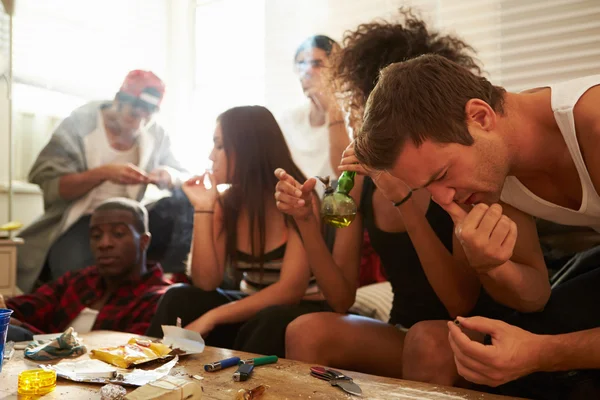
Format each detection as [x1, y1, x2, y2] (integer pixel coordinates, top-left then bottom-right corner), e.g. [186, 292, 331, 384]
[360, 177, 455, 327]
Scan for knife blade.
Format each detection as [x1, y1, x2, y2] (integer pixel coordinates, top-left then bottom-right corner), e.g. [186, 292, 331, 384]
[310, 367, 363, 396]
[331, 378, 363, 396]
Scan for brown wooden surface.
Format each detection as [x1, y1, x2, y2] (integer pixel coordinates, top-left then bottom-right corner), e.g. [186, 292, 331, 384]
[0, 331, 523, 399]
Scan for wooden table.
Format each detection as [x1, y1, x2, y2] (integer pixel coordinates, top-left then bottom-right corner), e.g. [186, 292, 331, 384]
[0, 331, 522, 399]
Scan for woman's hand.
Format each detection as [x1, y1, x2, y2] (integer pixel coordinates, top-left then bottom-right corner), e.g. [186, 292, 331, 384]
[338, 141, 370, 176]
[182, 172, 218, 211]
[338, 141, 412, 204]
[274, 168, 316, 221]
[370, 170, 413, 205]
[184, 312, 218, 338]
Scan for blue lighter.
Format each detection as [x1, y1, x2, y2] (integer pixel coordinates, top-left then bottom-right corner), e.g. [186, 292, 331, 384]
[204, 356, 241, 372]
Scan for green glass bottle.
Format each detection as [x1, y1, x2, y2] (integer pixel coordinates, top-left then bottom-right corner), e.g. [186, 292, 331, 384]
[320, 171, 357, 228]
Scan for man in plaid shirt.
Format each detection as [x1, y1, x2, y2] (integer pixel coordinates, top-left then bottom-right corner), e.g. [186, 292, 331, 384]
[5, 198, 171, 336]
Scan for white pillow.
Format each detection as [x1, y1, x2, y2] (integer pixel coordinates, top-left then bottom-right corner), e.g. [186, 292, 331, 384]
[349, 281, 393, 323]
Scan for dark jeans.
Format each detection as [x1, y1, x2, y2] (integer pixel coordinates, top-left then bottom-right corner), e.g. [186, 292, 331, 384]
[491, 266, 600, 400]
[45, 189, 194, 281]
[146, 284, 331, 357]
[6, 325, 34, 342]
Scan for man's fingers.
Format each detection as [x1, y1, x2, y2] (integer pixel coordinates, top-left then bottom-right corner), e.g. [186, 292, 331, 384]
[435, 199, 469, 225]
[453, 356, 494, 386]
[448, 329, 492, 378]
[128, 165, 149, 177]
[448, 318, 496, 363]
[456, 316, 502, 335]
[460, 203, 490, 232]
[489, 215, 512, 248]
[501, 220, 518, 254]
[476, 204, 503, 237]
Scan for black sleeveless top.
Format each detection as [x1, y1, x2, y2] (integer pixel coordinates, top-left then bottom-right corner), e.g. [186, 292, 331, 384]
[360, 177, 456, 327]
[360, 177, 511, 327]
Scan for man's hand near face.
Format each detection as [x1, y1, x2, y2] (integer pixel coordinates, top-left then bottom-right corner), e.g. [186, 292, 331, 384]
[437, 202, 518, 273]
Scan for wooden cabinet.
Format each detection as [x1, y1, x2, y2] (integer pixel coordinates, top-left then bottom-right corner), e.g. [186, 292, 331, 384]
[0, 238, 22, 296]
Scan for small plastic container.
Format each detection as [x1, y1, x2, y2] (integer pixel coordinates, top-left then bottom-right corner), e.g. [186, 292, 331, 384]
[18, 369, 57, 395]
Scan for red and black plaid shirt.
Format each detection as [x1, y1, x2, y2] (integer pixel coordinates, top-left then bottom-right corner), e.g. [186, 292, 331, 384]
[7, 263, 171, 335]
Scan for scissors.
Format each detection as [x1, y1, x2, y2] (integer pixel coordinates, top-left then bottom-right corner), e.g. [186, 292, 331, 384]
[310, 366, 362, 396]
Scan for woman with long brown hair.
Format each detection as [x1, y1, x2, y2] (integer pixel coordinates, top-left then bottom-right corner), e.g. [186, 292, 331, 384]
[146, 106, 328, 350]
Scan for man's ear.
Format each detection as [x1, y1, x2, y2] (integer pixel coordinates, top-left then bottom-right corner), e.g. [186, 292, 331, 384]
[140, 232, 152, 251]
[465, 99, 496, 132]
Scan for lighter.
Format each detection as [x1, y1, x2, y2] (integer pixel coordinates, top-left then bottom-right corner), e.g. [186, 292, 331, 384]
[233, 363, 254, 382]
[238, 355, 278, 366]
[204, 356, 241, 372]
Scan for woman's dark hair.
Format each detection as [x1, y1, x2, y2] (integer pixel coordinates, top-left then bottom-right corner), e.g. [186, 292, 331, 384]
[294, 34, 337, 61]
[331, 7, 482, 134]
[217, 106, 307, 271]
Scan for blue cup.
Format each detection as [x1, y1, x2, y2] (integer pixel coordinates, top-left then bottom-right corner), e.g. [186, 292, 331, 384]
[0, 308, 13, 373]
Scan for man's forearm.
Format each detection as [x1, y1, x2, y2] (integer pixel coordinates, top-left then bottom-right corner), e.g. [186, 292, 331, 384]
[399, 199, 481, 317]
[539, 328, 600, 371]
[58, 167, 107, 200]
[480, 261, 551, 312]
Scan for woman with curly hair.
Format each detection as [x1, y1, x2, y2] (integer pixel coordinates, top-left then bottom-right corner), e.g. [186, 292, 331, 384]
[276, 8, 547, 385]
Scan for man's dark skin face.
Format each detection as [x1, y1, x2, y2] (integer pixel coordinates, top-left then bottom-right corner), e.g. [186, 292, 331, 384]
[89, 209, 150, 286]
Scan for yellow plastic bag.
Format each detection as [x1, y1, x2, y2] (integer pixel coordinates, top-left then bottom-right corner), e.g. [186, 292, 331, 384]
[91, 338, 172, 368]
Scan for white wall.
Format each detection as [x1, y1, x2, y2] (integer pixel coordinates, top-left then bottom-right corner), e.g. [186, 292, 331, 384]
[0, 79, 8, 187]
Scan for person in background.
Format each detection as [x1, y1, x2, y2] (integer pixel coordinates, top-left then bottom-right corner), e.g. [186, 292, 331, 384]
[5, 198, 171, 337]
[278, 35, 350, 180]
[275, 9, 549, 385]
[17, 70, 187, 293]
[354, 54, 600, 398]
[146, 106, 328, 352]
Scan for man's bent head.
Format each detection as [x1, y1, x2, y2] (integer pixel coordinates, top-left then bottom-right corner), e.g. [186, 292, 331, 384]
[355, 54, 510, 205]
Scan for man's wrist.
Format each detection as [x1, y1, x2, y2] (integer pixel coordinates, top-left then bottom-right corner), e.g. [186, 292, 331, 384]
[537, 334, 564, 372]
[89, 166, 110, 183]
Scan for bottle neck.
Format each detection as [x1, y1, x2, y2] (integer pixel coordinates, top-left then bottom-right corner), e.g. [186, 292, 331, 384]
[336, 171, 356, 195]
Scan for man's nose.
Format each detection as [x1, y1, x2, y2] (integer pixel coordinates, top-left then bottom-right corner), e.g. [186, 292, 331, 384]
[427, 183, 456, 205]
[98, 234, 114, 248]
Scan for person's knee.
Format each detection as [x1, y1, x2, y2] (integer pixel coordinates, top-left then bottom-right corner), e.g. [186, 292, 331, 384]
[155, 284, 205, 319]
[159, 284, 193, 307]
[402, 321, 456, 384]
[285, 313, 335, 362]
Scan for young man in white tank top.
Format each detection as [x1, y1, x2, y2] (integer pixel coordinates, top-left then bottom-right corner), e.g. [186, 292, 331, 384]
[353, 55, 600, 396]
